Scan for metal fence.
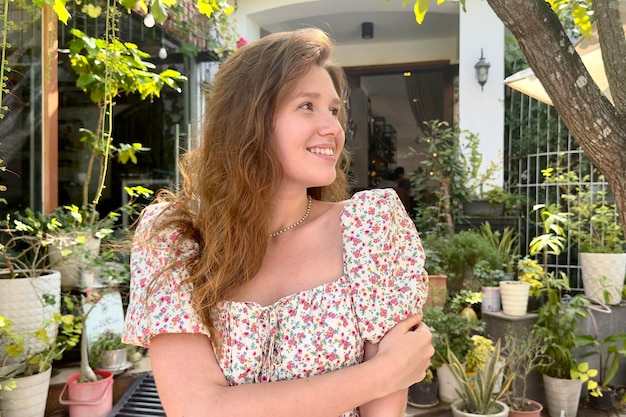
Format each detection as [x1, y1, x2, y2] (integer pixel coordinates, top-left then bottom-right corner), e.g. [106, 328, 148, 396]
[505, 89, 612, 291]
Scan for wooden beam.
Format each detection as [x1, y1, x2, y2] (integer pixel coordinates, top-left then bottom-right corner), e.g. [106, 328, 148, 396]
[42, 4, 58, 213]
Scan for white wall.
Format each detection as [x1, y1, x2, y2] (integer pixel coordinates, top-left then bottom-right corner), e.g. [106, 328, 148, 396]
[458, 0, 505, 190]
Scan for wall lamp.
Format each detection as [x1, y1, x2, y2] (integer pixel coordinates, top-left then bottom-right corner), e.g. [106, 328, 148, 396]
[474, 48, 490, 91]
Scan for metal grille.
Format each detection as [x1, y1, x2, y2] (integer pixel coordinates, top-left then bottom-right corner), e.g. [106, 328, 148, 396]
[505, 89, 611, 291]
[107, 372, 165, 417]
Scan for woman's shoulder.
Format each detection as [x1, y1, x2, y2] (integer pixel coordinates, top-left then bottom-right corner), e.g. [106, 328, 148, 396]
[340, 188, 402, 218]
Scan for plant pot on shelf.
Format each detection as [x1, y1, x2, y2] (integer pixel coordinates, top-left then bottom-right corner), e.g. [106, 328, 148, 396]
[542, 374, 582, 417]
[507, 399, 543, 417]
[481, 286, 501, 313]
[588, 388, 615, 411]
[407, 377, 439, 408]
[580, 252, 626, 305]
[462, 200, 505, 217]
[49, 234, 101, 288]
[0, 270, 62, 363]
[499, 281, 530, 317]
[0, 366, 52, 417]
[451, 399, 509, 417]
[437, 363, 462, 403]
[58, 370, 114, 417]
[425, 274, 448, 309]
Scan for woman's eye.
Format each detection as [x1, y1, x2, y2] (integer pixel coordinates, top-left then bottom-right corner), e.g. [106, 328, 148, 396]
[330, 108, 340, 116]
[300, 102, 313, 110]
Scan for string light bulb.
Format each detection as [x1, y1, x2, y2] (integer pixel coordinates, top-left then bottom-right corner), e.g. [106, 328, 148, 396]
[144, 12, 155, 28]
[158, 46, 168, 59]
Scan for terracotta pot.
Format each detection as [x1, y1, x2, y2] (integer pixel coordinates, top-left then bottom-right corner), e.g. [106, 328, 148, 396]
[507, 399, 543, 417]
[425, 274, 447, 308]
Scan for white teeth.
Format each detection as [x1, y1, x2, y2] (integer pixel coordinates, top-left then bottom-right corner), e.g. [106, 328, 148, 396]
[309, 147, 334, 156]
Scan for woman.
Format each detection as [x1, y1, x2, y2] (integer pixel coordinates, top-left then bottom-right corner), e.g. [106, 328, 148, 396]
[123, 28, 433, 417]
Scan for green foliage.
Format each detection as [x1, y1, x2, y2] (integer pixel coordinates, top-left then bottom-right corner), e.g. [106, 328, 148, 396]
[532, 286, 592, 379]
[465, 335, 495, 374]
[89, 330, 127, 367]
[61, 22, 185, 223]
[0, 310, 81, 387]
[410, 120, 471, 236]
[546, 0, 593, 39]
[448, 338, 513, 414]
[423, 306, 484, 369]
[577, 331, 626, 396]
[479, 223, 520, 274]
[435, 230, 502, 291]
[543, 168, 625, 253]
[473, 260, 504, 287]
[502, 327, 552, 410]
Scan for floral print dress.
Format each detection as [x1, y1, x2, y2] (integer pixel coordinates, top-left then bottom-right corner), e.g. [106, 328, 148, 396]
[123, 188, 428, 417]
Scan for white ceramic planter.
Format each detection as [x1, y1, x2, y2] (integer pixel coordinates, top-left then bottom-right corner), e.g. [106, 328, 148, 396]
[580, 252, 626, 305]
[0, 367, 52, 417]
[499, 281, 530, 316]
[436, 363, 461, 403]
[451, 399, 509, 417]
[542, 374, 582, 417]
[0, 270, 61, 364]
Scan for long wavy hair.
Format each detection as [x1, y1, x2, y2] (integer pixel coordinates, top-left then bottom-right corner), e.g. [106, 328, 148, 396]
[148, 28, 351, 342]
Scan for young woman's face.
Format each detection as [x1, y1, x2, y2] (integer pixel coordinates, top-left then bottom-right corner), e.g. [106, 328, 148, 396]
[273, 65, 345, 191]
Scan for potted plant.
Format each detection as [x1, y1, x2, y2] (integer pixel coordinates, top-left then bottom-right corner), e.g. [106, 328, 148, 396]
[58, 291, 116, 416]
[421, 235, 448, 309]
[516, 258, 545, 312]
[479, 223, 520, 280]
[526, 203, 595, 417]
[576, 313, 626, 410]
[448, 338, 513, 417]
[436, 230, 502, 293]
[501, 328, 550, 417]
[424, 306, 485, 403]
[0, 311, 80, 417]
[410, 120, 471, 237]
[407, 367, 439, 408]
[543, 167, 626, 304]
[49, 23, 185, 289]
[89, 330, 130, 373]
[450, 289, 484, 321]
[474, 260, 504, 313]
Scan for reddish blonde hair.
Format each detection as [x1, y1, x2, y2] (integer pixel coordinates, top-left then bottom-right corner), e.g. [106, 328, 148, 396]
[149, 28, 350, 341]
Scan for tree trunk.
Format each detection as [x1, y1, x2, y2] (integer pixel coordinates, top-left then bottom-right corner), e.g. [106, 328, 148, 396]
[486, 0, 626, 236]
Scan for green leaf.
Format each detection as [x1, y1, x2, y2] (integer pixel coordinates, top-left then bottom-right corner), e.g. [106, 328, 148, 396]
[413, 0, 430, 24]
[53, 0, 70, 24]
[152, 0, 169, 24]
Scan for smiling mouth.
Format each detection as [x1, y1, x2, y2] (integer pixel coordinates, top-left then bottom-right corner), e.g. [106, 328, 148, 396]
[308, 147, 335, 156]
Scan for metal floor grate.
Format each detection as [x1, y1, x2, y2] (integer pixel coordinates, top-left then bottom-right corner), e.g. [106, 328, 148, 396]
[107, 372, 165, 417]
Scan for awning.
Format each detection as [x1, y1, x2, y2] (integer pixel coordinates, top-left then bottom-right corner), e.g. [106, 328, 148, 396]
[504, 6, 626, 106]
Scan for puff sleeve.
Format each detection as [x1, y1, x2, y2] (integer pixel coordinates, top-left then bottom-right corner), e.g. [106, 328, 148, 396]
[342, 188, 427, 344]
[122, 203, 210, 348]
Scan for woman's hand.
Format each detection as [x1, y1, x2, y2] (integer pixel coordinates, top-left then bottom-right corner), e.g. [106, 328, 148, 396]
[374, 313, 434, 391]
